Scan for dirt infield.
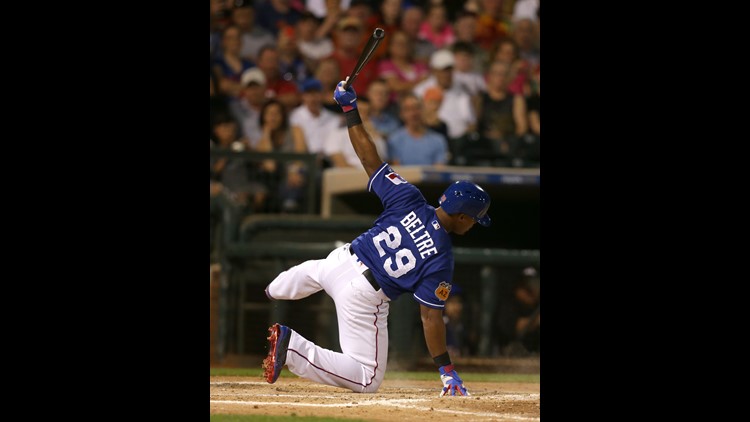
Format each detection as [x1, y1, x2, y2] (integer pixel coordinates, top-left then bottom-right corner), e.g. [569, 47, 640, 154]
[210, 376, 540, 421]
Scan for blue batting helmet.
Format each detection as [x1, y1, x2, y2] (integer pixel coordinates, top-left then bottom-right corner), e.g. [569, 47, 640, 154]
[438, 180, 491, 227]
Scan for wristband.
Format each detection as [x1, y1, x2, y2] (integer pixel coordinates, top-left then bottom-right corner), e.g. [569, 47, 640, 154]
[344, 110, 363, 128]
[433, 351, 452, 367]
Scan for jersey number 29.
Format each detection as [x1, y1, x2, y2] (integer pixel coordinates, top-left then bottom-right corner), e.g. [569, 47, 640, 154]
[372, 227, 416, 278]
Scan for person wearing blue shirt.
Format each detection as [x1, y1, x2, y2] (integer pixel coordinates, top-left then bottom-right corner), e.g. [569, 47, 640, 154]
[387, 93, 449, 166]
[262, 77, 491, 397]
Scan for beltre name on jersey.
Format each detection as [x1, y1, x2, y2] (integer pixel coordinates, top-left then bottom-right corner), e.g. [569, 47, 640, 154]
[350, 163, 454, 309]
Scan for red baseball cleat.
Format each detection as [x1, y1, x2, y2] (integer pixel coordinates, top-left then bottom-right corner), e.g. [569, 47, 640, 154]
[262, 323, 291, 384]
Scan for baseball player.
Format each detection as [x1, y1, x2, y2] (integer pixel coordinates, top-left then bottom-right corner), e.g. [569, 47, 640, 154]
[262, 77, 491, 396]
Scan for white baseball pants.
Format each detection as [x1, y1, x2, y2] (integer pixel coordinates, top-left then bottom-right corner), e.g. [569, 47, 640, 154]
[265, 243, 391, 393]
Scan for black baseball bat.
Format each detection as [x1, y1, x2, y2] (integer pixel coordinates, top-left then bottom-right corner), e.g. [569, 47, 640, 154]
[343, 28, 385, 91]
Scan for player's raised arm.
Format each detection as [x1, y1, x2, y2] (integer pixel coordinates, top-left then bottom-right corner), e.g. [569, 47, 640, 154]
[333, 78, 383, 178]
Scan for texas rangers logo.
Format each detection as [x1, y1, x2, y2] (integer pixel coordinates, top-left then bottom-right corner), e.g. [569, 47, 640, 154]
[385, 172, 406, 185]
[435, 281, 452, 301]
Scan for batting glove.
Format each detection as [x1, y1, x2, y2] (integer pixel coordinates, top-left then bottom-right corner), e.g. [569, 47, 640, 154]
[334, 78, 358, 113]
[439, 364, 469, 397]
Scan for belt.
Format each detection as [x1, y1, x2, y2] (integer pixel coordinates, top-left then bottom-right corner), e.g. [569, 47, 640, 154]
[350, 246, 380, 292]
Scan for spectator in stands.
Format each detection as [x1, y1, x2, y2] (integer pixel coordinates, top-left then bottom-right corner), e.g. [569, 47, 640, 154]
[388, 93, 449, 166]
[414, 49, 477, 141]
[399, 5, 435, 64]
[451, 41, 487, 98]
[329, 15, 377, 96]
[498, 267, 540, 356]
[210, 112, 267, 214]
[527, 66, 540, 138]
[493, 37, 519, 66]
[418, 3, 455, 49]
[210, 0, 232, 60]
[289, 78, 341, 161]
[340, 0, 389, 65]
[512, 0, 539, 24]
[324, 95, 388, 170]
[229, 68, 267, 149]
[231, 0, 276, 62]
[315, 57, 344, 114]
[211, 67, 230, 138]
[512, 17, 539, 71]
[477, 60, 527, 162]
[295, 11, 336, 73]
[277, 24, 312, 86]
[256, 99, 308, 213]
[304, 0, 345, 19]
[376, 30, 430, 104]
[255, 0, 303, 37]
[474, 0, 512, 51]
[421, 86, 449, 141]
[256, 45, 301, 111]
[366, 79, 401, 140]
[376, 0, 403, 36]
[491, 38, 529, 97]
[212, 25, 256, 99]
[451, 10, 488, 72]
[519, 66, 540, 164]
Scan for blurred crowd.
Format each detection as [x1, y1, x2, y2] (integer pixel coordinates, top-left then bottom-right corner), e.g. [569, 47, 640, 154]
[210, 0, 540, 249]
[210, 0, 541, 357]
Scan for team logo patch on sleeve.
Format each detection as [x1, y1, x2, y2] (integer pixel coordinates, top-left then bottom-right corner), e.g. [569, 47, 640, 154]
[434, 281, 452, 301]
[385, 172, 406, 185]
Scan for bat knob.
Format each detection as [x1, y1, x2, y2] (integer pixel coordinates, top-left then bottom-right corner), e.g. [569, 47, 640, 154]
[374, 28, 385, 39]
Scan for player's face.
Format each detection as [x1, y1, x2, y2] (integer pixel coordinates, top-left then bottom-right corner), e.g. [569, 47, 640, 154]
[454, 214, 477, 235]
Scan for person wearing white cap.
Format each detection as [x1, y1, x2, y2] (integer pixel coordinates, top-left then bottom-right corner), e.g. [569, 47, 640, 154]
[230, 68, 268, 149]
[413, 49, 476, 141]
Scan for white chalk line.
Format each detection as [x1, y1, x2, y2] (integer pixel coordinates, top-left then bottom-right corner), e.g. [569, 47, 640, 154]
[213, 393, 343, 399]
[484, 394, 541, 401]
[210, 398, 540, 421]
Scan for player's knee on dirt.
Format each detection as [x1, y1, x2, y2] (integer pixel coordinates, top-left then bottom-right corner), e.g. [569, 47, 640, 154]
[360, 380, 382, 394]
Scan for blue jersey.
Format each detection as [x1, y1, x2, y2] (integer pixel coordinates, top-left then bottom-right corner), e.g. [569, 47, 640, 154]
[351, 163, 454, 309]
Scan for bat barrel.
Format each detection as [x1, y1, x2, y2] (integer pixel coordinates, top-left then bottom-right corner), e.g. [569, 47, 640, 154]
[342, 28, 385, 91]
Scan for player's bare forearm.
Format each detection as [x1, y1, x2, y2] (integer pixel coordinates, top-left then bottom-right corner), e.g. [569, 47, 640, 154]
[420, 304, 448, 358]
[348, 121, 383, 178]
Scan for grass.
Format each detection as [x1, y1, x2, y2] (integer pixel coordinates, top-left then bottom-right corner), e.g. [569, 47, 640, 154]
[210, 367, 539, 383]
[211, 416, 365, 422]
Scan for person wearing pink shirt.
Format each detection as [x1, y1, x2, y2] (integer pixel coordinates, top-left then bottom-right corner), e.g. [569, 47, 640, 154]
[418, 3, 455, 49]
[376, 30, 430, 104]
